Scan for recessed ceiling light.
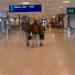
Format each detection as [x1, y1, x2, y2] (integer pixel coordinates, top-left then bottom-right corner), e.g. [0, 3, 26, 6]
[52, 16, 56, 18]
[22, 2, 30, 5]
[59, 6, 64, 9]
[63, 0, 70, 4]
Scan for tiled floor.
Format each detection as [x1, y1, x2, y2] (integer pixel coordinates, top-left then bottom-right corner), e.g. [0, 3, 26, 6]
[0, 29, 75, 75]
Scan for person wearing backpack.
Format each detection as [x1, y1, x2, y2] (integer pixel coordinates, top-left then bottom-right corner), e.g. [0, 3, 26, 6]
[39, 25, 45, 46]
[24, 20, 31, 46]
[31, 20, 40, 47]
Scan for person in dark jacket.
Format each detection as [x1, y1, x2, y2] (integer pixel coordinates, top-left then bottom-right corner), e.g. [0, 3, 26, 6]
[39, 25, 45, 46]
[24, 20, 31, 46]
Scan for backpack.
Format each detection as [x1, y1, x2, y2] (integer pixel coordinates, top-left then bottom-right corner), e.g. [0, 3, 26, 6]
[32, 25, 40, 33]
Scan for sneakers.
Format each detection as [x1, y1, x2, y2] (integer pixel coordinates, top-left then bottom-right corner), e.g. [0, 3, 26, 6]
[26, 42, 29, 46]
[40, 43, 43, 46]
[26, 42, 43, 47]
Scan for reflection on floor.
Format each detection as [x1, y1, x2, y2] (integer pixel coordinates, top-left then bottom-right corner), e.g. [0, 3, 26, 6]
[0, 29, 75, 75]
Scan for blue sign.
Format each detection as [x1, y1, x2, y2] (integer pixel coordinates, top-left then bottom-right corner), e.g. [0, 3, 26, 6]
[9, 5, 42, 12]
[67, 8, 75, 14]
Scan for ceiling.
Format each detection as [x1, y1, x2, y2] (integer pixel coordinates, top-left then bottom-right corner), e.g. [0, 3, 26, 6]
[0, 0, 75, 19]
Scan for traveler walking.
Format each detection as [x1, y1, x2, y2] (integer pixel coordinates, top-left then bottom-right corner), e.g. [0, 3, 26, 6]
[24, 20, 31, 46]
[31, 20, 40, 47]
[39, 25, 45, 46]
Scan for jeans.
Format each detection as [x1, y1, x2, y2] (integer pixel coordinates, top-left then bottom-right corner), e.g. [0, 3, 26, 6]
[25, 32, 30, 45]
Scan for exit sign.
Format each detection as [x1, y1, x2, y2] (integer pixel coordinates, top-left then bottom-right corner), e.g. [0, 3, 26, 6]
[67, 8, 75, 14]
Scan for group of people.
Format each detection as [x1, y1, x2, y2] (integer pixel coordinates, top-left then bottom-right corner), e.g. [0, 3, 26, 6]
[22, 19, 46, 47]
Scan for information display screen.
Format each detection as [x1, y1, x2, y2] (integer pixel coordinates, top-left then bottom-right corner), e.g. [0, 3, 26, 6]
[9, 4, 42, 12]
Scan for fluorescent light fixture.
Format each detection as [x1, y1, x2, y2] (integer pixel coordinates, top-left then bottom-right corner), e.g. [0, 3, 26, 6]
[63, 0, 70, 3]
[0, 19, 1, 22]
[22, 2, 30, 5]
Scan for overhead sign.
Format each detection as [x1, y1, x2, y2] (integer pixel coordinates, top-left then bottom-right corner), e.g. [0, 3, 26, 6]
[67, 8, 75, 14]
[9, 4, 42, 12]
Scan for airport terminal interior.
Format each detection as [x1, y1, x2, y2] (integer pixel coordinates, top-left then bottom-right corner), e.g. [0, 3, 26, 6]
[0, 0, 75, 75]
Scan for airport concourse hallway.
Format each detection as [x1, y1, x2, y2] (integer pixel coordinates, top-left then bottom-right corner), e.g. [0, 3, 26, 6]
[0, 29, 75, 75]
